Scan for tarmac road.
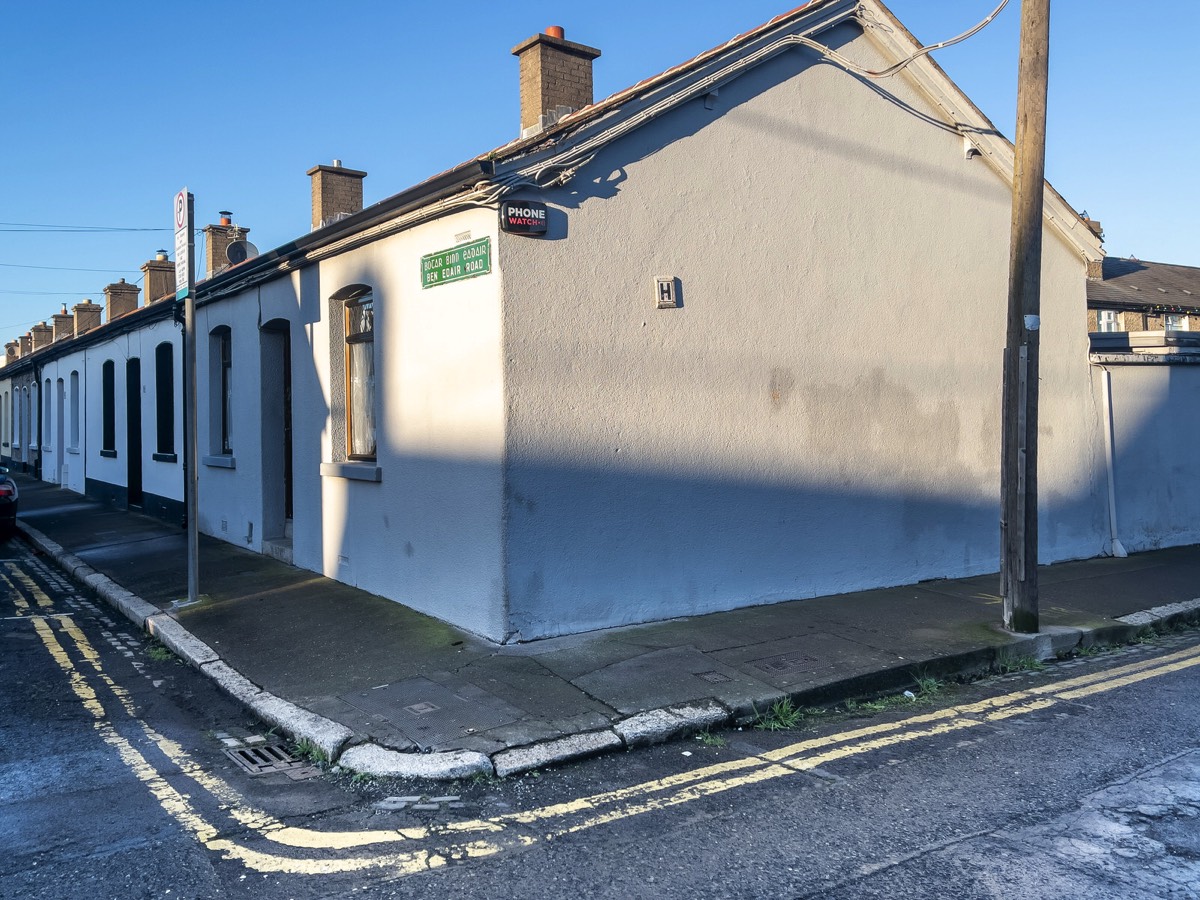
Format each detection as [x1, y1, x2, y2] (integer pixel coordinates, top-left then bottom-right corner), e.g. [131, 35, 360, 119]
[2, 535, 1200, 899]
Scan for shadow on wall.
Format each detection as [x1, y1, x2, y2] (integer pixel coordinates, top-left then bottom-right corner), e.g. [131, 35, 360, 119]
[499, 446, 1111, 640]
[1108, 362, 1200, 552]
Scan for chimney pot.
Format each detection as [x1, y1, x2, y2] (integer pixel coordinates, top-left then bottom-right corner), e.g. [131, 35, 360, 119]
[546, 25, 565, 39]
[333, 159, 342, 167]
[219, 210, 233, 227]
[156, 249, 168, 260]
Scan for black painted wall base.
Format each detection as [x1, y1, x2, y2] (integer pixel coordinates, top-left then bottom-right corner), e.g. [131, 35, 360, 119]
[84, 478, 185, 528]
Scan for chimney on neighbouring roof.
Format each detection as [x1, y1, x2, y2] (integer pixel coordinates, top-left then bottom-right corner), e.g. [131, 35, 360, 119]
[203, 211, 250, 279]
[4, 341, 17, 365]
[30, 322, 52, 351]
[52, 304, 74, 341]
[142, 250, 175, 305]
[18, 334, 31, 356]
[104, 279, 140, 321]
[1086, 258, 1105, 280]
[307, 160, 367, 231]
[1082, 216, 1104, 240]
[73, 299, 102, 336]
[511, 25, 601, 137]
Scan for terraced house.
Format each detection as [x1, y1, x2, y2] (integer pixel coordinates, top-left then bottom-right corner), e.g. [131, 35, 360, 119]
[5, 0, 1161, 643]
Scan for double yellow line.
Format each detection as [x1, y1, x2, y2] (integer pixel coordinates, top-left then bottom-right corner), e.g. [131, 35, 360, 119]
[11, 574, 1200, 879]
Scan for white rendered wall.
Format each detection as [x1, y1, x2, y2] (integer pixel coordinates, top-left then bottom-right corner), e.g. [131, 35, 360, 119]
[1100, 362, 1200, 551]
[191, 208, 507, 640]
[304, 208, 507, 640]
[196, 296, 264, 547]
[29, 346, 88, 495]
[499, 24, 1108, 639]
[69, 316, 184, 506]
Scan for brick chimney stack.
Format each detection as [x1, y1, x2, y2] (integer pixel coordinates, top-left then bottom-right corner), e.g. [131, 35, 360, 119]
[104, 279, 140, 321]
[73, 300, 102, 336]
[4, 341, 17, 365]
[511, 26, 601, 137]
[203, 211, 249, 279]
[52, 304, 74, 341]
[307, 161, 367, 231]
[18, 334, 31, 356]
[141, 250, 175, 305]
[30, 322, 52, 351]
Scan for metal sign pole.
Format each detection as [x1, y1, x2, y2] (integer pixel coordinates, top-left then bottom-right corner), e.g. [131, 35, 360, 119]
[175, 189, 199, 605]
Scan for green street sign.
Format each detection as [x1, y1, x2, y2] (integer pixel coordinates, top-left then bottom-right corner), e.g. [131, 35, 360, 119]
[421, 237, 491, 289]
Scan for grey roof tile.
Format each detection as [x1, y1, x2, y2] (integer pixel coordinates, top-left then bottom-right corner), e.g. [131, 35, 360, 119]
[1088, 258, 1200, 311]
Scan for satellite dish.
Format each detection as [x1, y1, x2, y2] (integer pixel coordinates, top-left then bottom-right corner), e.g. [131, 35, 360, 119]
[226, 240, 259, 265]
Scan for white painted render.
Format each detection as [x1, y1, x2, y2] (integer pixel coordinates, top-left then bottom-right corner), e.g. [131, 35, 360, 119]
[1096, 362, 1200, 552]
[192, 208, 507, 639]
[498, 21, 1109, 638]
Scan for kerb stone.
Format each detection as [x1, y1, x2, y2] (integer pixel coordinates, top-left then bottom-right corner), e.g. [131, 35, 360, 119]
[493, 730, 622, 778]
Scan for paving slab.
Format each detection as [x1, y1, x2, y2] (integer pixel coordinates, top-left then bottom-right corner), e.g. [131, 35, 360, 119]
[571, 646, 779, 716]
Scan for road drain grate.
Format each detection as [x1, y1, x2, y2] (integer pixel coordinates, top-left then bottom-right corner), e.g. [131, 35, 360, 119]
[224, 743, 306, 775]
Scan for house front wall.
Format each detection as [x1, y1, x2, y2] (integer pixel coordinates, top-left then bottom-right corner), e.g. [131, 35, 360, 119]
[79, 319, 183, 516]
[499, 23, 1109, 639]
[29, 345, 88, 496]
[196, 206, 508, 640]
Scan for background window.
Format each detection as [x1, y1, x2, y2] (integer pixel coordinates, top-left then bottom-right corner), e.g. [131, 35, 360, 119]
[155, 342, 175, 454]
[70, 371, 79, 449]
[1165, 315, 1189, 332]
[210, 327, 233, 454]
[101, 360, 115, 453]
[345, 294, 376, 459]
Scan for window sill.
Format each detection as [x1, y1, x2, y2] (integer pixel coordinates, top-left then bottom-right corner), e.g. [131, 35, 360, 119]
[100, 449, 117, 459]
[321, 461, 382, 483]
[153, 452, 178, 463]
[67, 447, 80, 455]
[203, 454, 236, 469]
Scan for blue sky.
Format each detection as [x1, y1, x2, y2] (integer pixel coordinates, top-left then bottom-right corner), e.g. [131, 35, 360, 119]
[2, 1, 1195, 340]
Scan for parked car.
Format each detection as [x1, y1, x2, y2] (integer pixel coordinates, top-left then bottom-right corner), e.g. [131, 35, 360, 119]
[0, 467, 18, 538]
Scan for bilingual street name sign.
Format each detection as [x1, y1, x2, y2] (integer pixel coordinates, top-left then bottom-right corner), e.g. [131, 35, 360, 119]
[421, 237, 491, 289]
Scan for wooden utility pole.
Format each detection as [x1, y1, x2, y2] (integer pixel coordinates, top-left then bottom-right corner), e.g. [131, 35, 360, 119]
[1000, 0, 1051, 633]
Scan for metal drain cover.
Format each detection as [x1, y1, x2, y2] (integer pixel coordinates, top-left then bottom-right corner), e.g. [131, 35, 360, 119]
[223, 743, 306, 776]
[751, 651, 818, 674]
[696, 671, 733, 684]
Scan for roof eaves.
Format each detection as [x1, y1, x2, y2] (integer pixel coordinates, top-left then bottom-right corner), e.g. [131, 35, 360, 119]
[195, 158, 494, 304]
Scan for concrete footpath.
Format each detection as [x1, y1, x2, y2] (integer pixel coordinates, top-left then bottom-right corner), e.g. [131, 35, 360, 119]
[13, 475, 1200, 780]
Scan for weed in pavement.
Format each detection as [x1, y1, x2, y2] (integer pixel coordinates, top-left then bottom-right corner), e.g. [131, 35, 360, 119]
[146, 641, 174, 663]
[754, 698, 804, 731]
[996, 655, 1045, 675]
[294, 738, 328, 765]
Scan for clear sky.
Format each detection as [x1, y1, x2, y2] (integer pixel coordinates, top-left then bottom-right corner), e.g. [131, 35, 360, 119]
[2, 1, 1195, 342]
